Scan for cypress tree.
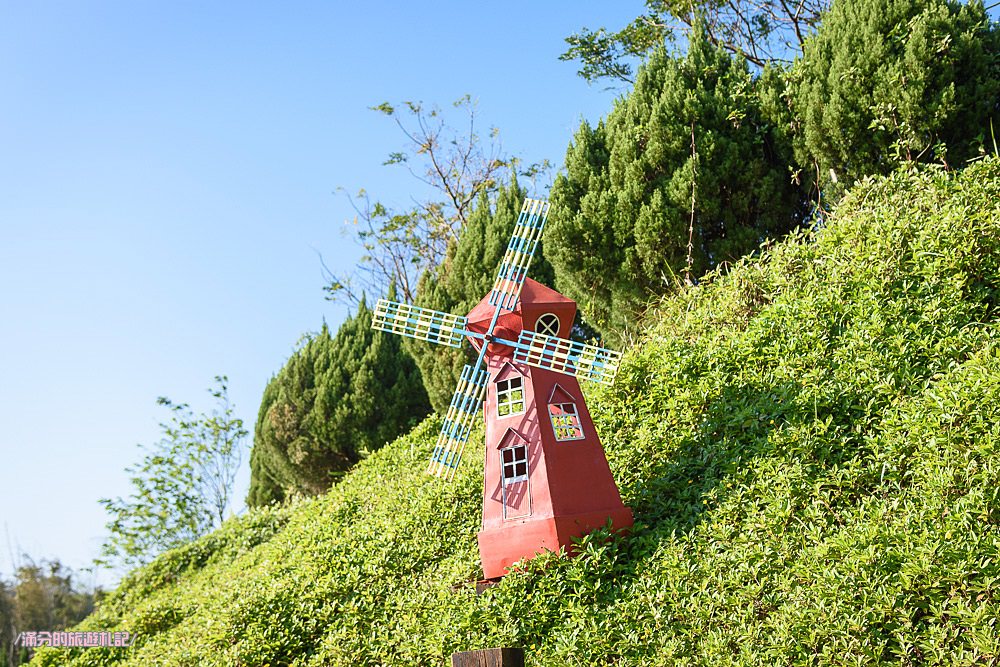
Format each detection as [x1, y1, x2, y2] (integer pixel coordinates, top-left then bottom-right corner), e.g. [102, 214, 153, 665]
[247, 299, 429, 506]
[789, 0, 999, 199]
[547, 24, 806, 344]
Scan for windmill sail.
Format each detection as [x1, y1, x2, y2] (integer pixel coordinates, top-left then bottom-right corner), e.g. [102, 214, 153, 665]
[372, 299, 468, 348]
[489, 198, 550, 312]
[428, 364, 489, 480]
[513, 330, 623, 386]
[369, 196, 622, 483]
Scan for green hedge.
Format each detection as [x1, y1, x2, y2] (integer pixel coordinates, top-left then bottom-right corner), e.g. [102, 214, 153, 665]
[33, 158, 1000, 666]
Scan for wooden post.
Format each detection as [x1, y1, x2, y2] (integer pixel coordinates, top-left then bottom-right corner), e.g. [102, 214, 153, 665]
[451, 647, 525, 667]
[474, 578, 500, 595]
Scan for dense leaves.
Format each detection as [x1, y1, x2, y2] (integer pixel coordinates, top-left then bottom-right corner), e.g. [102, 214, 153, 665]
[247, 300, 429, 506]
[788, 0, 1000, 199]
[33, 159, 1000, 666]
[549, 26, 806, 343]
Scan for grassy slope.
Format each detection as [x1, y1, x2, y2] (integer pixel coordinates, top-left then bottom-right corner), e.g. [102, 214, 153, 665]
[34, 159, 1000, 666]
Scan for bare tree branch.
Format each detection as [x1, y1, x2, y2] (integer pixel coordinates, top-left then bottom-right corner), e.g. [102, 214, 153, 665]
[562, 0, 829, 84]
[324, 97, 545, 306]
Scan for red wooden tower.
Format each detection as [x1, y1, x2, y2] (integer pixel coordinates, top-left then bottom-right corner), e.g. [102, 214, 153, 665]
[373, 198, 632, 579]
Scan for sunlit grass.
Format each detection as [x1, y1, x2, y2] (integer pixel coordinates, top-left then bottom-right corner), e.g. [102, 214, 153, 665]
[32, 158, 1000, 666]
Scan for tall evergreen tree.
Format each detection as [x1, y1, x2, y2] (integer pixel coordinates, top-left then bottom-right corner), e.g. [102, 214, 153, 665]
[788, 0, 999, 199]
[247, 299, 429, 506]
[548, 25, 806, 343]
[405, 178, 555, 414]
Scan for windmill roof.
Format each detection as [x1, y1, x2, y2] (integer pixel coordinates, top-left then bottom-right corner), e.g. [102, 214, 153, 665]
[519, 278, 574, 307]
[466, 278, 574, 325]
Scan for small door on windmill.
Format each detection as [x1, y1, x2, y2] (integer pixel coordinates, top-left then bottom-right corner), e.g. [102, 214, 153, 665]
[497, 429, 531, 520]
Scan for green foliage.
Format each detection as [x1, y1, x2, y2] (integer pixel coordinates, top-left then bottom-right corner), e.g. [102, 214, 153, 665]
[32, 159, 1000, 666]
[247, 300, 429, 506]
[97, 377, 246, 569]
[406, 179, 555, 413]
[0, 581, 11, 667]
[549, 27, 806, 343]
[561, 0, 828, 83]
[789, 0, 1000, 199]
[1, 559, 99, 666]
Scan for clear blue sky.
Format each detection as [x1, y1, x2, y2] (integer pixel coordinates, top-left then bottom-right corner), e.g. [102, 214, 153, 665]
[5, 1, 995, 590]
[0, 1, 637, 586]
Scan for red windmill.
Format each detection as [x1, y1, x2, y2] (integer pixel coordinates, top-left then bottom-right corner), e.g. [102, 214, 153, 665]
[372, 198, 632, 579]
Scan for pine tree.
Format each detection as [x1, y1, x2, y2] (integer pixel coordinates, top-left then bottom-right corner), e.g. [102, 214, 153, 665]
[789, 0, 999, 199]
[247, 299, 429, 506]
[548, 25, 805, 343]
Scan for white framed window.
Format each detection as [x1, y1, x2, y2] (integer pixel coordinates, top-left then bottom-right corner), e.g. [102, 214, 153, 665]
[501, 444, 528, 485]
[549, 402, 585, 441]
[496, 377, 525, 417]
[535, 312, 560, 336]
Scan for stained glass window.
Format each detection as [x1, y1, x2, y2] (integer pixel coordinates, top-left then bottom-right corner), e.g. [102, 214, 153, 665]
[549, 402, 584, 441]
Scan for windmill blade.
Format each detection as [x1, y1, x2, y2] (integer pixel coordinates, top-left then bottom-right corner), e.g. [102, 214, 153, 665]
[513, 330, 623, 386]
[428, 364, 489, 480]
[489, 198, 550, 312]
[372, 299, 468, 348]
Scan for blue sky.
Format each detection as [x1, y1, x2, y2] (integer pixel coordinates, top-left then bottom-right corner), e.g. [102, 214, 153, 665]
[0, 1, 637, 586]
[4, 1, 997, 590]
